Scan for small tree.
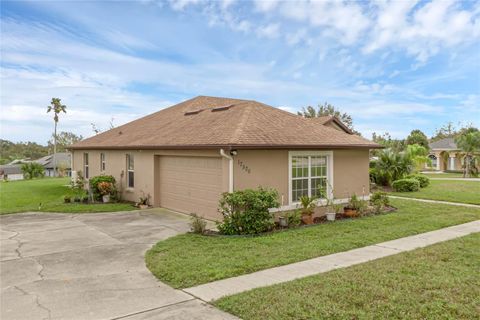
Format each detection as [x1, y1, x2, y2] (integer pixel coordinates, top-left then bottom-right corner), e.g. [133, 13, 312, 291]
[47, 98, 67, 176]
[406, 144, 431, 172]
[455, 128, 480, 178]
[406, 130, 429, 149]
[298, 102, 355, 131]
[21, 162, 45, 179]
[375, 149, 414, 186]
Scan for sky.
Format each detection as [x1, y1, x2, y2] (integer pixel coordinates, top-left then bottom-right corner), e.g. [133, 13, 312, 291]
[1, 0, 479, 144]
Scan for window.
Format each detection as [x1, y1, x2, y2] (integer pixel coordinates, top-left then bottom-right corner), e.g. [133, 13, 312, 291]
[126, 154, 134, 188]
[100, 153, 106, 171]
[290, 152, 332, 203]
[83, 153, 89, 179]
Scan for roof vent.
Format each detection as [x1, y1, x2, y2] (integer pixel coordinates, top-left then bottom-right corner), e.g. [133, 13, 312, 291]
[184, 109, 204, 116]
[211, 104, 234, 112]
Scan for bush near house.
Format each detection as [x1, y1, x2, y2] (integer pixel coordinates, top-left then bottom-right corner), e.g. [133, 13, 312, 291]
[406, 174, 430, 188]
[89, 175, 117, 200]
[392, 178, 420, 192]
[217, 187, 280, 235]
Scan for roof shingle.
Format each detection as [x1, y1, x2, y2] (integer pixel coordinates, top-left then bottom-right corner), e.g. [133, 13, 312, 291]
[71, 96, 381, 150]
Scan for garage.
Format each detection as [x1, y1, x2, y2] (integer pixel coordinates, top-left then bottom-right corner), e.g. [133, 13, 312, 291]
[158, 156, 224, 220]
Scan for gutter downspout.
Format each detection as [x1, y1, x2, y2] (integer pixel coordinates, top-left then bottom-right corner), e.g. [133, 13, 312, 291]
[220, 149, 234, 193]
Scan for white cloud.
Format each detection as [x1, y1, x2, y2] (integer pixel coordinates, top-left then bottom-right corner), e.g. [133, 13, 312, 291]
[256, 23, 280, 39]
[254, 0, 279, 12]
[168, 0, 200, 11]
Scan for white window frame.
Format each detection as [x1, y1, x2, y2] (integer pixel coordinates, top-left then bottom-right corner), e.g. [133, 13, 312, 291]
[126, 154, 134, 189]
[100, 153, 106, 171]
[83, 153, 89, 179]
[288, 151, 334, 205]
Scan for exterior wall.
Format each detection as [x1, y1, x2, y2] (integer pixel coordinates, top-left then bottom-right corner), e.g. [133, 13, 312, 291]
[72, 149, 228, 206]
[332, 149, 370, 199]
[73, 148, 370, 215]
[233, 149, 370, 209]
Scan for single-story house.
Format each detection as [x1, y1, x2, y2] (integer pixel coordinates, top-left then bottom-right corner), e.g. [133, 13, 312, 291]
[70, 96, 381, 220]
[0, 164, 24, 181]
[426, 137, 477, 172]
[35, 153, 72, 177]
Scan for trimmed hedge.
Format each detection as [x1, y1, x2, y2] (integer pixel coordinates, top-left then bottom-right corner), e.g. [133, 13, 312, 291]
[406, 174, 430, 188]
[392, 178, 420, 192]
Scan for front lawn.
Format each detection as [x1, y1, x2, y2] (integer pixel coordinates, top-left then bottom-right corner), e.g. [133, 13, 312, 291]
[392, 180, 480, 205]
[215, 233, 480, 320]
[145, 198, 480, 288]
[0, 178, 136, 214]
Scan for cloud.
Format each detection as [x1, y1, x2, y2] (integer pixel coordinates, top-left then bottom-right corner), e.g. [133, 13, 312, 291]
[254, 0, 279, 12]
[256, 23, 280, 39]
[168, 0, 200, 11]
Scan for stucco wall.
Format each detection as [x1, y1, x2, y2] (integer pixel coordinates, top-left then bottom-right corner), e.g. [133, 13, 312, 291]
[73, 148, 370, 213]
[72, 149, 228, 205]
[233, 149, 370, 208]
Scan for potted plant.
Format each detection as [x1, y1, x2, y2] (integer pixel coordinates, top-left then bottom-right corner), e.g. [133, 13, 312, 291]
[344, 194, 366, 218]
[325, 198, 343, 221]
[97, 181, 113, 203]
[138, 194, 149, 209]
[278, 215, 288, 227]
[299, 195, 316, 225]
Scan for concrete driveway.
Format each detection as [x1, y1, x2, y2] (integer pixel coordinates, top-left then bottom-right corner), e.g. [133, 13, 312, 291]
[0, 209, 237, 320]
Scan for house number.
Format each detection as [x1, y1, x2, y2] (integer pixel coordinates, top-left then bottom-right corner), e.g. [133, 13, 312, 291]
[237, 160, 251, 174]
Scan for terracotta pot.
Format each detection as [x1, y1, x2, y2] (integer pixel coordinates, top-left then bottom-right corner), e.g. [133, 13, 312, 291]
[344, 208, 358, 218]
[302, 214, 314, 225]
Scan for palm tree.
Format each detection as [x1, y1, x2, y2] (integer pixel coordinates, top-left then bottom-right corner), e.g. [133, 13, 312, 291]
[47, 98, 67, 177]
[375, 149, 414, 186]
[455, 129, 480, 178]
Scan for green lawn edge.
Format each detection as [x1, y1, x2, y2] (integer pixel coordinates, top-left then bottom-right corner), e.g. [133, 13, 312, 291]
[0, 177, 137, 214]
[214, 233, 480, 320]
[145, 198, 480, 288]
[391, 180, 480, 205]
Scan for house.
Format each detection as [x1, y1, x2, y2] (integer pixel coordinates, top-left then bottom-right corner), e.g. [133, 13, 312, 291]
[426, 137, 479, 172]
[0, 164, 24, 181]
[70, 96, 381, 220]
[35, 153, 72, 177]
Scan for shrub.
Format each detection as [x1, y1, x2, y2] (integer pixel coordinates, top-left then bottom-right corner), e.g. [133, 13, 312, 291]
[370, 191, 389, 214]
[286, 210, 302, 227]
[405, 174, 430, 188]
[190, 213, 207, 234]
[217, 187, 280, 235]
[21, 162, 45, 179]
[392, 178, 420, 192]
[375, 149, 414, 186]
[89, 175, 117, 201]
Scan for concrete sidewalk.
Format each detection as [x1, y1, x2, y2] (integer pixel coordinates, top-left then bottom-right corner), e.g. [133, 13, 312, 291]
[388, 195, 480, 208]
[184, 220, 480, 302]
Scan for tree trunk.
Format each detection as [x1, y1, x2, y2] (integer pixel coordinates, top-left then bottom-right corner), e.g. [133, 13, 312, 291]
[465, 154, 471, 178]
[53, 121, 57, 177]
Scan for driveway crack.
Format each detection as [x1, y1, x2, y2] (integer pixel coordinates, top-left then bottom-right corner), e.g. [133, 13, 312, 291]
[14, 286, 52, 320]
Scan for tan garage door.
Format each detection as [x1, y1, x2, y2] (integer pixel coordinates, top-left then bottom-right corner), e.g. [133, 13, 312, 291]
[158, 156, 223, 220]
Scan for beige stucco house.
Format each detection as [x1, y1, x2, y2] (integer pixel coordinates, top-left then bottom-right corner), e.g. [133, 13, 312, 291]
[70, 96, 381, 220]
[426, 137, 474, 172]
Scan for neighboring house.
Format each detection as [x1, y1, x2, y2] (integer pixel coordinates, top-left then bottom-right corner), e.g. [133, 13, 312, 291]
[426, 137, 476, 172]
[70, 96, 381, 220]
[35, 153, 72, 177]
[0, 164, 24, 181]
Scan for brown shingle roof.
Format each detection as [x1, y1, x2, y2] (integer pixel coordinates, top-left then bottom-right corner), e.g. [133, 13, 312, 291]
[71, 96, 381, 150]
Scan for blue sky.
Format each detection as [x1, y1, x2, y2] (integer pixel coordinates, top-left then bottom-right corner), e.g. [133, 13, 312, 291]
[1, 0, 479, 143]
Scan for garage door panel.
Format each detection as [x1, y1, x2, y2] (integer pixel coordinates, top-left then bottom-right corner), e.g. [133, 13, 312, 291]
[158, 156, 223, 220]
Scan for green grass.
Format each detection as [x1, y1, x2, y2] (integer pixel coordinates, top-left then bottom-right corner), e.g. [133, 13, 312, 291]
[145, 198, 480, 288]
[0, 178, 136, 214]
[393, 180, 480, 205]
[422, 172, 466, 178]
[215, 233, 480, 320]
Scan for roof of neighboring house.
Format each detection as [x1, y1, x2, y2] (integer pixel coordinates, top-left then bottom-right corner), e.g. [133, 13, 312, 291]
[71, 96, 381, 150]
[429, 138, 458, 150]
[0, 164, 23, 175]
[35, 153, 71, 169]
[309, 115, 353, 134]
